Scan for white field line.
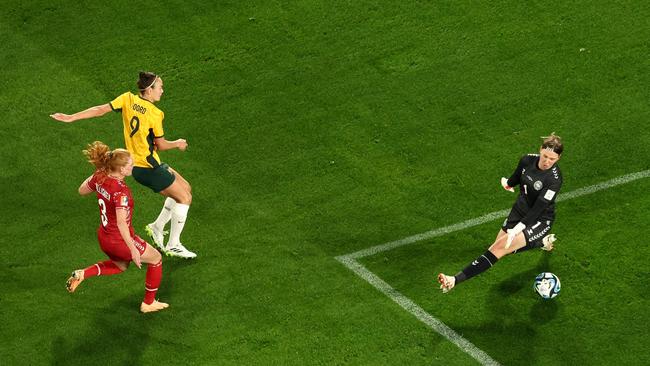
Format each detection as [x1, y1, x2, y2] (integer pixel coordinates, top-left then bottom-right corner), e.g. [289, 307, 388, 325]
[337, 255, 501, 366]
[344, 169, 650, 260]
[336, 169, 650, 366]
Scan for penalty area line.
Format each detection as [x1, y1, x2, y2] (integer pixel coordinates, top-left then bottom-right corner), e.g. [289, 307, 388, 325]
[336, 169, 650, 366]
[336, 255, 501, 366]
[344, 169, 650, 260]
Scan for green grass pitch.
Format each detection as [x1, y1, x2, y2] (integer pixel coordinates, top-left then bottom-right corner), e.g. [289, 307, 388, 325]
[1, 1, 649, 365]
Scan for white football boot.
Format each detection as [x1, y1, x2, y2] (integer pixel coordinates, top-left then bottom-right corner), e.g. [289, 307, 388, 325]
[145, 223, 168, 252]
[140, 300, 170, 313]
[165, 243, 197, 259]
[437, 273, 456, 293]
[541, 234, 557, 251]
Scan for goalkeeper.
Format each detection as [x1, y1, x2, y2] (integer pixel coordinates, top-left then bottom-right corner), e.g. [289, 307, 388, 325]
[438, 133, 563, 293]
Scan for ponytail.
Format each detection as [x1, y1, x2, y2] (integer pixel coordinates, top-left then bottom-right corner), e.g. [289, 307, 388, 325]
[83, 141, 131, 174]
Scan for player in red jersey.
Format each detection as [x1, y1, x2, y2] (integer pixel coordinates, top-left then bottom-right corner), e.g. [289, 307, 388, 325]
[66, 141, 169, 313]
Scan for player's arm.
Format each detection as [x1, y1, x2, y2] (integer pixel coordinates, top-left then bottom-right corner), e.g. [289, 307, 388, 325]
[505, 155, 528, 188]
[78, 175, 94, 195]
[50, 103, 112, 123]
[154, 136, 188, 151]
[520, 180, 562, 226]
[115, 208, 141, 268]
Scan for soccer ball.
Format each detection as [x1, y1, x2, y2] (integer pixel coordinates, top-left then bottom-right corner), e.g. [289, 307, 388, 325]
[534, 272, 561, 299]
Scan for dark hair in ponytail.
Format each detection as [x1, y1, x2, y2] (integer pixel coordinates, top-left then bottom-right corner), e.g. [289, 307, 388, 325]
[137, 71, 158, 91]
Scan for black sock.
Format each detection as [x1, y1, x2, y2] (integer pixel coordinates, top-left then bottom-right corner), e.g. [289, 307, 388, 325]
[454, 250, 499, 285]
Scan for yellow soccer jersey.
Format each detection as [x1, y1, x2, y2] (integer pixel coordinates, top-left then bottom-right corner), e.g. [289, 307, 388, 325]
[109, 92, 165, 168]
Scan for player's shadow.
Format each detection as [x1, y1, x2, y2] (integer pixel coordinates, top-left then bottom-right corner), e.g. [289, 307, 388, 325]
[448, 252, 565, 365]
[51, 295, 151, 366]
[492, 252, 559, 324]
[480, 252, 561, 364]
[51, 258, 196, 366]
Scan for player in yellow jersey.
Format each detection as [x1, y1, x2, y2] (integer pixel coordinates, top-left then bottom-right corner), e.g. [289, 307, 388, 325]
[51, 72, 197, 259]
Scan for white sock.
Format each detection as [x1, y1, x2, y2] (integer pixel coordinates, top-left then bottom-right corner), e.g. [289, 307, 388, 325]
[167, 203, 189, 247]
[153, 197, 176, 230]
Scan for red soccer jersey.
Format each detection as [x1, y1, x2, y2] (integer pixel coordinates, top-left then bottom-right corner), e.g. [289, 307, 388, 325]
[87, 171, 135, 239]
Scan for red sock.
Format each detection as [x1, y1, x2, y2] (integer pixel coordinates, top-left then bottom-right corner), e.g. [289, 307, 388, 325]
[83, 260, 124, 278]
[143, 260, 163, 305]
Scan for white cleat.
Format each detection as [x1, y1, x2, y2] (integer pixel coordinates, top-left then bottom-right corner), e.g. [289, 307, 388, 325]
[145, 223, 168, 252]
[437, 273, 456, 293]
[140, 300, 169, 313]
[165, 243, 197, 259]
[542, 234, 557, 251]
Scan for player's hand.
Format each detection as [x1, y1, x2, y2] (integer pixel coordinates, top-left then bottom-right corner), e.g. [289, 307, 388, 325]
[505, 222, 526, 249]
[130, 246, 142, 269]
[501, 177, 515, 192]
[176, 139, 188, 151]
[50, 113, 75, 123]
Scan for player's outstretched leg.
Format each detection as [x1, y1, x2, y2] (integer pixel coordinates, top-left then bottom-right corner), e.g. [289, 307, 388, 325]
[66, 260, 125, 293]
[437, 250, 500, 293]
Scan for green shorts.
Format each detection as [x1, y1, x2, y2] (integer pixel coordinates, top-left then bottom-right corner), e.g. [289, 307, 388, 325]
[132, 163, 176, 193]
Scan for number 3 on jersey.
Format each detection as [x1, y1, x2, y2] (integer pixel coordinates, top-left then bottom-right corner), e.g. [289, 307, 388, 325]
[98, 199, 108, 227]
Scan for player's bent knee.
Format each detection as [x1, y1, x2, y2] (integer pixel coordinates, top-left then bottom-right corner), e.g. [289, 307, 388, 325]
[152, 250, 162, 263]
[114, 261, 129, 271]
[177, 190, 192, 204]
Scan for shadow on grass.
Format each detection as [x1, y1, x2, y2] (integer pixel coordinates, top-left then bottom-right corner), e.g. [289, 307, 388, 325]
[51, 294, 151, 366]
[51, 257, 197, 365]
[448, 252, 564, 365]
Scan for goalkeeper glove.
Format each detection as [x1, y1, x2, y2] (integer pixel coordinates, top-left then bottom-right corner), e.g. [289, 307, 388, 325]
[505, 222, 526, 249]
[501, 177, 515, 192]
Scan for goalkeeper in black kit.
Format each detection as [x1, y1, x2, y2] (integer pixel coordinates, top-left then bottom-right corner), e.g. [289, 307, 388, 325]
[438, 133, 564, 293]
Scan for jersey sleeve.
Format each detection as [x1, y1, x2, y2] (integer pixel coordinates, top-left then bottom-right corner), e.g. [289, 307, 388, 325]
[152, 111, 165, 138]
[521, 172, 562, 226]
[506, 155, 529, 187]
[86, 173, 98, 191]
[109, 92, 129, 112]
[112, 190, 130, 210]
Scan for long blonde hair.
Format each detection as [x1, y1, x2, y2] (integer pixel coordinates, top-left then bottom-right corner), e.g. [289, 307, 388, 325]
[83, 141, 130, 175]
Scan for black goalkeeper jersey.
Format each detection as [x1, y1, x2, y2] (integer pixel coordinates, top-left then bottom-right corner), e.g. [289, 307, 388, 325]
[506, 154, 563, 226]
